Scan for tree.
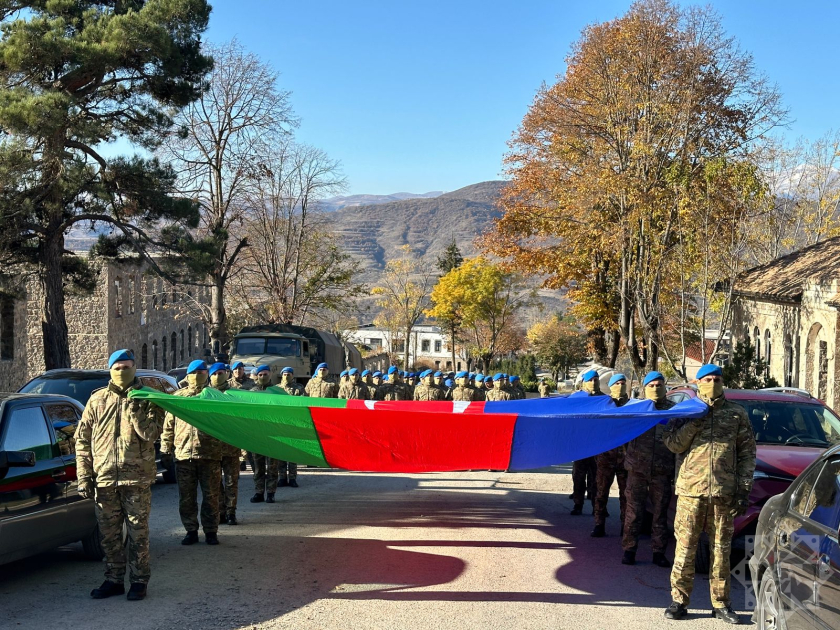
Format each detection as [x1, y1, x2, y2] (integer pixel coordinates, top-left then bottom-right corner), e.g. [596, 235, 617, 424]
[434, 237, 464, 370]
[0, 1, 212, 369]
[160, 40, 297, 354]
[527, 313, 589, 382]
[229, 142, 360, 325]
[722, 339, 779, 389]
[483, 0, 785, 375]
[437, 237, 464, 274]
[372, 246, 436, 368]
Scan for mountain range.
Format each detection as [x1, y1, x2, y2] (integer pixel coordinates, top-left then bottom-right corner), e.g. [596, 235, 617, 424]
[317, 190, 445, 213]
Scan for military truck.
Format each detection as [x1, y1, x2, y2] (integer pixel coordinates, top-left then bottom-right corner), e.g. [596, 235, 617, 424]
[230, 324, 362, 384]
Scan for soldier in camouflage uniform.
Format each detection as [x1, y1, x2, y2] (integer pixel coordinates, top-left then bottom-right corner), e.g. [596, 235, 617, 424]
[230, 360, 255, 471]
[571, 369, 600, 515]
[621, 371, 675, 567]
[305, 362, 338, 398]
[473, 374, 487, 401]
[160, 360, 223, 546]
[662, 364, 755, 624]
[414, 369, 444, 401]
[486, 372, 513, 402]
[538, 378, 551, 398]
[509, 375, 526, 400]
[277, 367, 305, 488]
[451, 371, 476, 402]
[406, 372, 417, 398]
[380, 366, 409, 400]
[208, 363, 241, 525]
[591, 373, 630, 538]
[249, 364, 281, 503]
[339, 367, 370, 400]
[77, 349, 163, 601]
[369, 370, 384, 400]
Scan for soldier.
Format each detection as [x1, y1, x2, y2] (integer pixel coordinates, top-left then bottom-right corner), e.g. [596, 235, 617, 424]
[380, 366, 408, 400]
[443, 378, 454, 400]
[339, 367, 370, 400]
[229, 360, 254, 471]
[621, 371, 675, 567]
[77, 349, 163, 601]
[406, 372, 417, 398]
[249, 364, 281, 503]
[485, 372, 513, 402]
[362, 369, 374, 391]
[414, 369, 444, 401]
[538, 377, 551, 398]
[510, 375, 526, 399]
[570, 369, 600, 515]
[662, 364, 755, 623]
[433, 370, 445, 392]
[207, 363, 241, 525]
[277, 366, 305, 488]
[305, 362, 338, 398]
[451, 371, 475, 402]
[591, 373, 630, 538]
[473, 374, 486, 401]
[160, 360, 223, 546]
[370, 370, 385, 400]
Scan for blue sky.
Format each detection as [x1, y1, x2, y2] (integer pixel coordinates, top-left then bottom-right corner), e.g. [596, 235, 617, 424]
[202, 0, 838, 195]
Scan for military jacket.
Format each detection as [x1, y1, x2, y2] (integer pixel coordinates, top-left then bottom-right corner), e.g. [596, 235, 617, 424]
[664, 396, 756, 500]
[280, 381, 306, 396]
[596, 395, 629, 468]
[413, 383, 444, 401]
[338, 381, 370, 400]
[624, 398, 675, 477]
[161, 385, 222, 461]
[451, 386, 475, 402]
[472, 387, 486, 401]
[377, 382, 407, 401]
[538, 383, 551, 398]
[77, 380, 163, 487]
[231, 376, 255, 391]
[305, 376, 337, 398]
[485, 388, 512, 402]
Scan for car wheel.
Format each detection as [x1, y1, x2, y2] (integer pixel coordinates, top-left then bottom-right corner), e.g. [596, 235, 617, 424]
[81, 523, 105, 560]
[695, 535, 710, 574]
[162, 460, 177, 484]
[757, 568, 786, 630]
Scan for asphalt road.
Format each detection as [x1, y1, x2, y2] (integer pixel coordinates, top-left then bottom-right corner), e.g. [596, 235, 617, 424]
[1, 467, 753, 629]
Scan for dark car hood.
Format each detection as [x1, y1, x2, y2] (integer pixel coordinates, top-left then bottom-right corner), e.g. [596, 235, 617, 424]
[756, 444, 824, 478]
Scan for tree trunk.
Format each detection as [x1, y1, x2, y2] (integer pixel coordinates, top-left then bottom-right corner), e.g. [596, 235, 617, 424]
[41, 232, 72, 370]
[450, 327, 456, 371]
[605, 329, 620, 368]
[209, 274, 227, 356]
[588, 326, 608, 364]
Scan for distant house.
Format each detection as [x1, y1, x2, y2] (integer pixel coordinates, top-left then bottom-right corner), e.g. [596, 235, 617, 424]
[344, 323, 468, 371]
[731, 236, 840, 406]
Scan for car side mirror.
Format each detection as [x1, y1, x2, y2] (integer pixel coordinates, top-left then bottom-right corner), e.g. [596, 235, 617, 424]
[0, 450, 37, 468]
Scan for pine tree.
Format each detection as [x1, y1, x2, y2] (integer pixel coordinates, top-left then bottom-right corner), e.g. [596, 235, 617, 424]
[722, 339, 779, 389]
[437, 238, 464, 274]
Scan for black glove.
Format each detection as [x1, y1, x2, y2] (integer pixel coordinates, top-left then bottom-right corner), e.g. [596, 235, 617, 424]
[731, 492, 749, 518]
[78, 478, 94, 500]
[160, 452, 174, 469]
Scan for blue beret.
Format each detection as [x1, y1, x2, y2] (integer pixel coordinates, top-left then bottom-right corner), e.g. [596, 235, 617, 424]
[510, 375, 520, 382]
[388, 366, 398, 374]
[419, 369, 430, 378]
[361, 369, 370, 376]
[493, 372, 504, 380]
[581, 369, 598, 382]
[475, 375, 485, 383]
[373, 371, 382, 377]
[456, 371, 468, 379]
[349, 368, 359, 375]
[108, 349, 134, 368]
[187, 360, 208, 374]
[608, 373, 627, 387]
[230, 360, 244, 370]
[316, 362, 328, 371]
[255, 364, 270, 374]
[643, 371, 665, 386]
[434, 371, 443, 377]
[208, 362, 227, 376]
[445, 379, 454, 387]
[340, 369, 348, 377]
[281, 366, 293, 374]
[696, 364, 723, 379]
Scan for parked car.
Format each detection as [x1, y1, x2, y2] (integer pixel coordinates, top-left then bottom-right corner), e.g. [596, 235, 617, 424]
[666, 387, 840, 572]
[18, 369, 180, 483]
[750, 443, 840, 630]
[0, 393, 104, 565]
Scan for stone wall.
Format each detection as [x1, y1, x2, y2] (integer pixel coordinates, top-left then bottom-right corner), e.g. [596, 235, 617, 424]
[0, 284, 30, 392]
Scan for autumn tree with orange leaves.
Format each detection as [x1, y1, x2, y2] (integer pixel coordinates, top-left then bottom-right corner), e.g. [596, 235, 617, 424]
[482, 0, 785, 375]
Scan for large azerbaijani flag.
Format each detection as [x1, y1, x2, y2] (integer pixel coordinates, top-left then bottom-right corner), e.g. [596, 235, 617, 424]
[128, 387, 708, 472]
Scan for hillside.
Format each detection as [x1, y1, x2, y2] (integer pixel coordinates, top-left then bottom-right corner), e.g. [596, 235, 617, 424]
[317, 190, 444, 212]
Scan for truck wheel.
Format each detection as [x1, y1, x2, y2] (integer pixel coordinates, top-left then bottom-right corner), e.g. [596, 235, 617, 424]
[81, 524, 105, 560]
[695, 535, 711, 574]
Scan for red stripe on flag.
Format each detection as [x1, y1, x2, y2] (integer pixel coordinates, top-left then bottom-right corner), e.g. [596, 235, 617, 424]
[310, 406, 516, 472]
[344, 400, 487, 414]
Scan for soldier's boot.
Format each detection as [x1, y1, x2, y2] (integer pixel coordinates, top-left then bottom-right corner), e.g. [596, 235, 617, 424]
[652, 552, 672, 568]
[664, 602, 688, 620]
[181, 530, 199, 545]
[227, 512, 238, 525]
[250, 493, 264, 503]
[289, 479, 299, 488]
[205, 532, 219, 546]
[90, 580, 125, 599]
[621, 550, 636, 565]
[266, 493, 275, 503]
[590, 524, 606, 538]
[126, 583, 147, 601]
[712, 606, 739, 624]
[570, 503, 583, 515]
[278, 477, 288, 488]
[219, 512, 228, 524]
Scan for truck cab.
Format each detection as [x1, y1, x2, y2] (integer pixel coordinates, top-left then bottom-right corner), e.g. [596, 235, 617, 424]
[229, 332, 311, 384]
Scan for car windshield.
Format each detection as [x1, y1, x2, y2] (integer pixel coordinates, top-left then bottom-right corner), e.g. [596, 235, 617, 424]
[741, 400, 840, 447]
[234, 337, 300, 357]
[19, 376, 108, 405]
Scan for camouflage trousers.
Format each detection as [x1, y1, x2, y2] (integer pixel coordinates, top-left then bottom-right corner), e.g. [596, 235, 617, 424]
[278, 460, 298, 481]
[253, 455, 279, 494]
[671, 495, 735, 608]
[593, 451, 627, 528]
[94, 484, 152, 584]
[176, 459, 221, 534]
[220, 456, 240, 516]
[622, 471, 672, 553]
[572, 457, 597, 508]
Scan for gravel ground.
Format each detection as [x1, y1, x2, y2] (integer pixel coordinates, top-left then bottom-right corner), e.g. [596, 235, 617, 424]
[1, 466, 753, 629]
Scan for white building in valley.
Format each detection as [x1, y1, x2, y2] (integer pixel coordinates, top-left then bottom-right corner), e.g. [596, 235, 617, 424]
[344, 323, 468, 371]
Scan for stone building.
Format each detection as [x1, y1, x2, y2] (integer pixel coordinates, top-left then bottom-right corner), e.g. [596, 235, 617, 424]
[731, 236, 840, 407]
[345, 323, 468, 371]
[0, 258, 211, 392]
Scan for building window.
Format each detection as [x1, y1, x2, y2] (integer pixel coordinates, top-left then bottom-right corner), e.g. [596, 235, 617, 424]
[141, 343, 148, 369]
[162, 337, 167, 371]
[114, 277, 123, 318]
[151, 340, 158, 370]
[764, 330, 772, 369]
[753, 326, 760, 362]
[172, 285, 177, 303]
[434, 340, 442, 353]
[819, 340, 828, 401]
[0, 296, 14, 360]
[171, 332, 177, 368]
[128, 277, 135, 314]
[421, 339, 430, 353]
[187, 325, 193, 356]
[180, 329, 185, 361]
[367, 338, 383, 349]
